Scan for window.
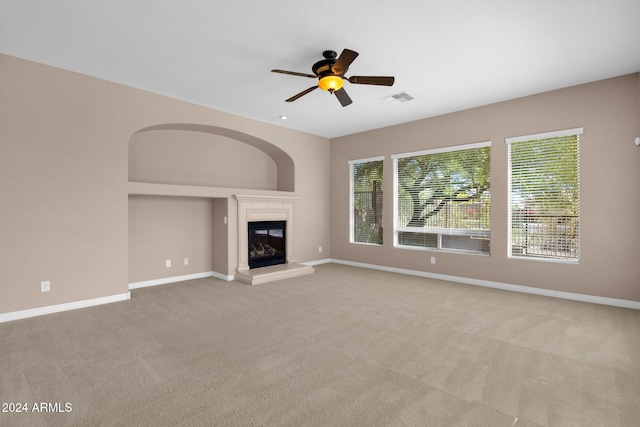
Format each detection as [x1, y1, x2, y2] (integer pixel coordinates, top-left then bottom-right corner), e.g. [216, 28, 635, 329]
[507, 128, 581, 262]
[392, 142, 491, 254]
[350, 157, 384, 245]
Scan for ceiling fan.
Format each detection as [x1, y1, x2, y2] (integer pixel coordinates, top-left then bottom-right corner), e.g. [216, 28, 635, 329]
[271, 49, 395, 107]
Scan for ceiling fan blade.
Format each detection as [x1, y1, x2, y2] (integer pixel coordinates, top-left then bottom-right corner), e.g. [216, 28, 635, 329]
[272, 69, 316, 78]
[285, 85, 318, 102]
[332, 49, 359, 75]
[334, 87, 353, 107]
[348, 76, 395, 86]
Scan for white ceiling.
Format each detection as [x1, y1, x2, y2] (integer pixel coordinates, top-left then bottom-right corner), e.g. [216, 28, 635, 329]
[2, 0, 640, 138]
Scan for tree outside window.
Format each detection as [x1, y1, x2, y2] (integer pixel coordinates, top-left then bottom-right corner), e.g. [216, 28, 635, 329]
[350, 158, 383, 245]
[393, 143, 491, 254]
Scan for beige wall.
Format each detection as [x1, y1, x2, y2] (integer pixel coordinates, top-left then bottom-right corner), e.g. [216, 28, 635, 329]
[211, 198, 230, 276]
[0, 53, 331, 315]
[129, 130, 278, 190]
[2, 49, 636, 317]
[331, 73, 640, 302]
[128, 196, 213, 283]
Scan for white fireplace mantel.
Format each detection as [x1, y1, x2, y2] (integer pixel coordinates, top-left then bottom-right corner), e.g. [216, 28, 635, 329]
[234, 194, 313, 284]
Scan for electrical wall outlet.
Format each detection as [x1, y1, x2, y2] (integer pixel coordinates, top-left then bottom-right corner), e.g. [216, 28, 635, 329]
[318, 246, 323, 253]
[165, 260, 171, 268]
[184, 258, 189, 265]
[430, 256, 436, 265]
[40, 281, 51, 292]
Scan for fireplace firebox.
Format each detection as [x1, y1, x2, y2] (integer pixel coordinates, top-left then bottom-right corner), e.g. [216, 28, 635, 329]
[248, 221, 286, 269]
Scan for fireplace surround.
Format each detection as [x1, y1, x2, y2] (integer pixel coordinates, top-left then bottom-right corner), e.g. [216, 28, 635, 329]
[234, 195, 314, 284]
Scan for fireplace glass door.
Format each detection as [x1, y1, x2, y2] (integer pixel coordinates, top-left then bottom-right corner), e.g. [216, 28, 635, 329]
[248, 221, 286, 269]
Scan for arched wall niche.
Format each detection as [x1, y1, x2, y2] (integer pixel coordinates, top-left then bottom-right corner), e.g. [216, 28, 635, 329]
[129, 123, 295, 192]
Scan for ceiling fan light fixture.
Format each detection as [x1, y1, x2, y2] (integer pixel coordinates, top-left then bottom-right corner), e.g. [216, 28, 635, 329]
[318, 75, 344, 91]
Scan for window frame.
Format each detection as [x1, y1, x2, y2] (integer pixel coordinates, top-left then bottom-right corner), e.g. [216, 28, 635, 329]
[506, 127, 582, 263]
[349, 156, 385, 246]
[391, 141, 492, 255]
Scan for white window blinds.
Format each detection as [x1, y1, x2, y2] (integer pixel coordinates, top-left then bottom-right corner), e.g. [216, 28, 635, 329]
[392, 142, 491, 254]
[507, 128, 581, 261]
[350, 157, 384, 245]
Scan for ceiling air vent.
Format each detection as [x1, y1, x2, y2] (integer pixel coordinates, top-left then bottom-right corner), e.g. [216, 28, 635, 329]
[383, 92, 414, 105]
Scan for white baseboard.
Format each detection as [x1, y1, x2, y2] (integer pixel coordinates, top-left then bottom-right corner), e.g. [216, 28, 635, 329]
[6, 261, 634, 324]
[302, 258, 332, 267]
[211, 271, 235, 282]
[129, 271, 233, 290]
[330, 259, 640, 310]
[0, 292, 131, 324]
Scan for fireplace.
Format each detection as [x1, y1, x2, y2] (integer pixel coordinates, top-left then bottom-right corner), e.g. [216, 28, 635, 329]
[235, 194, 313, 284]
[248, 220, 286, 269]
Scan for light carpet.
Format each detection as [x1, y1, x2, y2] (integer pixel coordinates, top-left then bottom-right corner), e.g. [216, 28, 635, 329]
[1, 263, 639, 426]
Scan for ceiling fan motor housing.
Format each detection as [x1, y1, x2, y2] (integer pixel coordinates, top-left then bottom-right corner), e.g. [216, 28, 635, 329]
[312, 60, 335, 76]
